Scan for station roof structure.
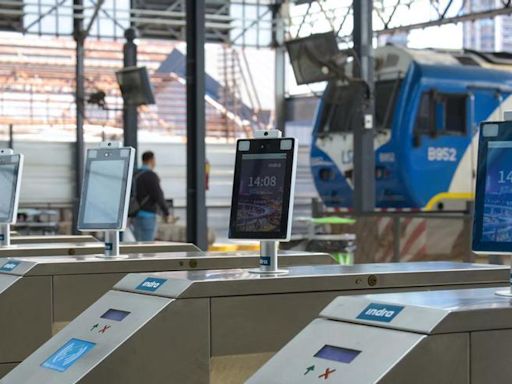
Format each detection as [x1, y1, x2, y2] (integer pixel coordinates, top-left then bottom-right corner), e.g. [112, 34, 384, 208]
[0, 1, 511, 48]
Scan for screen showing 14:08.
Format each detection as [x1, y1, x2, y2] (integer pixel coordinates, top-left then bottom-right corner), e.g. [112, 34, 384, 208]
[483, 141, 512, 242]
[235, 153, 287, 233]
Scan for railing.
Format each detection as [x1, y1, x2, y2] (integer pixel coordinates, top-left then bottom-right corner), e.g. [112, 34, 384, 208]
[312, 199, 477, 264]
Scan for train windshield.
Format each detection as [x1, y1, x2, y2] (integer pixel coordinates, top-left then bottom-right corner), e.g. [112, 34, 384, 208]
[318, 79, 401, 134]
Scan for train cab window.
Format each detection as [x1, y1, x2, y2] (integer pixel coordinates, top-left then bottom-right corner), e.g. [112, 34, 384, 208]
[319, 80, 401, 135]
[414, 93, 431, 133]
[375, 79, 401, 130]
[414, 92, 467, 137]
[319, 82, 366, 134]
[444, 94, 467, 134]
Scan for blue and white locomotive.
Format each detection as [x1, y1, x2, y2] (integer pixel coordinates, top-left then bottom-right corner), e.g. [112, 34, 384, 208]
[311, 46, 512, 210]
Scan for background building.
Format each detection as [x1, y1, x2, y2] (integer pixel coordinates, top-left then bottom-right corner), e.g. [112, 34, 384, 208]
[464, 0, 512, 51]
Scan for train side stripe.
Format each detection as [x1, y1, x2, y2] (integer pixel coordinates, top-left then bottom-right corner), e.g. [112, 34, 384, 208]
[424, 192, 474, 211]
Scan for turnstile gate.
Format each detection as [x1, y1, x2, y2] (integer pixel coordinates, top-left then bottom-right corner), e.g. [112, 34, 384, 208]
[248, 286, 512, 384]
[1, 262, 507, 384]
[10, 235, 97, 244]
[0, 241, 199, 257]
[0, 250, 333, 377]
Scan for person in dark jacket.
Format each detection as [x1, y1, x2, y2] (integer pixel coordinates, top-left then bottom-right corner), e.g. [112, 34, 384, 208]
[132, 151, 169, 241]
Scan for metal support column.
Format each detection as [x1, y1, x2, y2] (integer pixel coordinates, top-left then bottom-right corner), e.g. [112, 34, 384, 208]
[352, 0, 375, 213]
[123, 27, 138, 165]
[8, 124, 13, 149]
[273, 1, 286, 133]
[73, 0, 85, 234]
[185, 0, 208, 250]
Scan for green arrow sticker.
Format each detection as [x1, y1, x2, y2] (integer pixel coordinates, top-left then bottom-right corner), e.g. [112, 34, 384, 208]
[304, 365, 315, 375]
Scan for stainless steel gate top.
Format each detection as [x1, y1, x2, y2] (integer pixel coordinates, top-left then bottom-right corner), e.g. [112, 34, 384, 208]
[320, 286, 512, 334]
[10, 235, 98, 244]
[0, 261, 507, 384]
[0, 250, 334, 276]
[114, 262, 509, 299]
[0, 241, 200, 257]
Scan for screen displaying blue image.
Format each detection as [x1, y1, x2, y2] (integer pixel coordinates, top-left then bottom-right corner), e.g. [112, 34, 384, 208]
[314, 345, 361, 364]
[482, 141, 512, 242]
[41, 338, 96, 372]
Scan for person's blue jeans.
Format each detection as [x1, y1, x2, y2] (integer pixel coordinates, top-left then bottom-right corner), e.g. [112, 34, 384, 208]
[133, 215, 157, 241]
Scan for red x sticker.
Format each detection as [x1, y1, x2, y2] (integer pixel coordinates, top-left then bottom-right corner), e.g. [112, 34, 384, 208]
[98, 325, 111, 334]
[319, 368, 336, 380]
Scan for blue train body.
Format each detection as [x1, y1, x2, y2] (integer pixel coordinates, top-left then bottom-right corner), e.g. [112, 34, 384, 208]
[311, 46, 512, 210]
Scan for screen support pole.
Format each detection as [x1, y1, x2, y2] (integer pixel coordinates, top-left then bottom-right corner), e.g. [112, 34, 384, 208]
[249, 129, 289, 275]
[103, 231, 120, 258]
[249, 240, 288, 275]
[0, 224, 10, 247]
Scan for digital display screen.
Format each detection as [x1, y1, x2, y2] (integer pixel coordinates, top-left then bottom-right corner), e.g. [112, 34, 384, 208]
[481, 141, 512, 242]
[0, 163, 17, 222]
[235, 153, 287, 233]
[100, 308, 130, 322]
[82, 159, 125, 225]
[314, 345, 361, 364]
[229, 138, 296, 240]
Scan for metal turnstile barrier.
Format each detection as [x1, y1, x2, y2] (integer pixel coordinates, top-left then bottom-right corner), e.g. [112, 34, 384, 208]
[1, 262, 507, 384]
[0, 250, 333, 377]
[0, 241, 199, 257]
[248, 286, 512, 384]
[10, 235, 98, 245]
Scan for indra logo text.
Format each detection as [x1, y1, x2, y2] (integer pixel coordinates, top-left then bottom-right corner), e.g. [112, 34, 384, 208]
[142, 281, 160, 289]
[0, 261, 20, 272]
[136, 277, 167, 292]
[357, 303, 404, 323]
[365, 308, 395, 318]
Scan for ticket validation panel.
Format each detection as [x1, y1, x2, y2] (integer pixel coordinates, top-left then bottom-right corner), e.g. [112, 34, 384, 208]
[248, 289, 512, 384]
[1, 290, 171, 383]
[246, 319, 425, 384]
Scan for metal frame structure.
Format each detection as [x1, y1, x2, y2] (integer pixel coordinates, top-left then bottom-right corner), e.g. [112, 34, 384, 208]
[287, 1, 512, 42]
[1, 0, 511, 230]
[0, 1, 510, 48]
[186, 0, 208, 250]
[0, 1, 273, 47]
[352, 0, 375, 213]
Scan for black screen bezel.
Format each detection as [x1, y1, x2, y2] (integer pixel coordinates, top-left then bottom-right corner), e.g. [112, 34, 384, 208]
[77, 148, 131, 230]
[0, 154, 21, 224]
[228, 138, 295, 240]
[473, 120, 512, 253]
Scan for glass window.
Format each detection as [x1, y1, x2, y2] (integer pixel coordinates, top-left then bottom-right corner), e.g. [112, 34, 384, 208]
[444, 94, 467, 134]
[414, 92, 467, 136]
[319, 82, 366, 134]
[414, 93, 432, 133]
[319, 79, 401, 134]
[375, 79, 402, 130]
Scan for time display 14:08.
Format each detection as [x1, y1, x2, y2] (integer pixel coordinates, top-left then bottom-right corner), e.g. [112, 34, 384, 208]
[248, 176, 277, 188]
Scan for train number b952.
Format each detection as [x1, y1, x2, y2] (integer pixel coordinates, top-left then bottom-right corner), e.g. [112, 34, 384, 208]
[427, 147, 457, 162]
